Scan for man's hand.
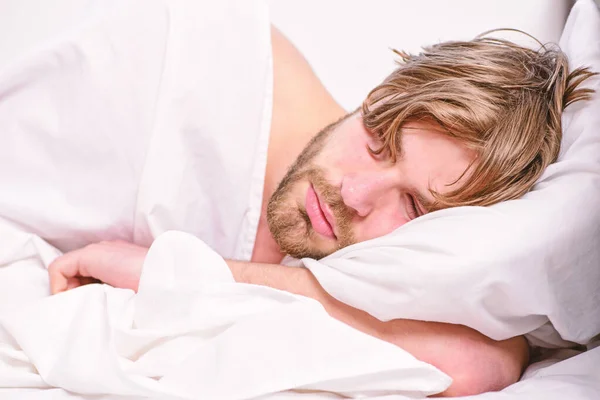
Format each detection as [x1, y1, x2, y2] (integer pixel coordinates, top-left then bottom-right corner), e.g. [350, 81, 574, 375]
[48, 240, 147, 294]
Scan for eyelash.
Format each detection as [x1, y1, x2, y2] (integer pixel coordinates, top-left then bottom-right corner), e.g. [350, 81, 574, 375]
[407, 195, 420, 219]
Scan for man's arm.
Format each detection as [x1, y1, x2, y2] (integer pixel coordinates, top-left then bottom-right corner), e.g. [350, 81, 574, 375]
[227, 259, 529, 397]
[48, 242, 529, 397]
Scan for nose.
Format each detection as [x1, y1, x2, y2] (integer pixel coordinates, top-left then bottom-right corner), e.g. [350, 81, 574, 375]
[340, 171, 399, 217]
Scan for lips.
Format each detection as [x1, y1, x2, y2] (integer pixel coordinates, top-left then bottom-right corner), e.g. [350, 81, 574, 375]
[305, 184, 336, 239]
[318, 193, 337, 234]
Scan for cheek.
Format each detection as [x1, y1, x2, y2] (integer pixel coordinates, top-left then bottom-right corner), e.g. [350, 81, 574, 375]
[356, 211, 409, 242]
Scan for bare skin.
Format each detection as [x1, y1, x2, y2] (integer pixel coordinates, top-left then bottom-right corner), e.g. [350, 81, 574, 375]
[251, 27, 347, 264]
[47, 27, 530, 397]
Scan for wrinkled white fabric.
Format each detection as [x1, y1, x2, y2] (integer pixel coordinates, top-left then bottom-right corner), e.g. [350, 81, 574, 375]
[0, 226, 451, 398]
[0, 0, 272, 262]
[302, 0, 600, 347]
[367, 346, 600, 400]
[1, 0, 597, 350]
[0, 0, 596, 397]
[1, 225, 599, 399]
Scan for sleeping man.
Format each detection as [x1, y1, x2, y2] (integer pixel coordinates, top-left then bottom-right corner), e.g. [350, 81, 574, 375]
[0, 1, 592, 395]
[40, 23, 596, 396]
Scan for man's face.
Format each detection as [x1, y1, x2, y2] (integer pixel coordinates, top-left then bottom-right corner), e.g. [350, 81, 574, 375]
[266, 111, 474, 259]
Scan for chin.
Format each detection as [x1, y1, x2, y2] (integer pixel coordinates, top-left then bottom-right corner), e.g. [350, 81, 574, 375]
[286, 233, 339, 260]
[268, 179, 341, 259]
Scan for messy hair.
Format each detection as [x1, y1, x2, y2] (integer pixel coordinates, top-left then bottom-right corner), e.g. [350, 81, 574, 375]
[361, 35, 597, 210]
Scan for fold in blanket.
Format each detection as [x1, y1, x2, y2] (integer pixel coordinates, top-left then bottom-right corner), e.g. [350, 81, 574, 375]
[1, 226, 599, 399]
[0, 226, 450, 399]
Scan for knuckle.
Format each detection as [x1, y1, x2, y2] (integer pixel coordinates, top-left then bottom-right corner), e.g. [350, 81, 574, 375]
[48, 256, 64, 270]
[97, 239, 127, 246]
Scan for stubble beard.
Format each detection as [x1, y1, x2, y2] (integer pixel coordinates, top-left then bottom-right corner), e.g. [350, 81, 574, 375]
[266, 115, 356, 260]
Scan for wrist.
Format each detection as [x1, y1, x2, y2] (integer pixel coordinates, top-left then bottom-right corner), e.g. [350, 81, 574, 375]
[226, 259, 252, 284]
[225, 259, 326, 300]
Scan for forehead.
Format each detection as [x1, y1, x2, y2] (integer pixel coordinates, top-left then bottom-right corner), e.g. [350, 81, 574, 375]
[333, 115, 475, 197]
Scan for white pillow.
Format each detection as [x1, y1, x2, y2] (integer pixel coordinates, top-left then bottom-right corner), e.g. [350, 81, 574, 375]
[302, 0, 600, 347]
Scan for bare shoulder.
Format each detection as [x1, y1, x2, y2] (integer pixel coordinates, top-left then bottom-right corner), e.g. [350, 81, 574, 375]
[270, 26, 345, 137]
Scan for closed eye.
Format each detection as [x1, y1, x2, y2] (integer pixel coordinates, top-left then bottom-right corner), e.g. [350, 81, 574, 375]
[413, 192, 432, 215]
[407, 194, 420, 219]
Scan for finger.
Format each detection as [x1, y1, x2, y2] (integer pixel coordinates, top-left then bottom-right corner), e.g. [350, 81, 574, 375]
[110, 240, 143, 250]
[48, 264, 69, 295]
[48, 250, 86, 294]
[66, 277, 84, 291]
[79, 277, 102, 286]
[64, 276, 100, 292]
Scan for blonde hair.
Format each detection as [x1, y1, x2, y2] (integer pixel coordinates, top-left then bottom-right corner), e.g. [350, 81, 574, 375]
[361, 36, 597, 210]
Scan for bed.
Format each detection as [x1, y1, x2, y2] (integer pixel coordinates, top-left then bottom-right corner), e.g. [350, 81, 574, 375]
[0, 0, 598, 398]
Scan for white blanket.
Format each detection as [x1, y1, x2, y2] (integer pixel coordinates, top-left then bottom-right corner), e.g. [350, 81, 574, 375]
[0, 0, 272, 262]
[0, 223, 450, 398]
[0, 224, 599, 399]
